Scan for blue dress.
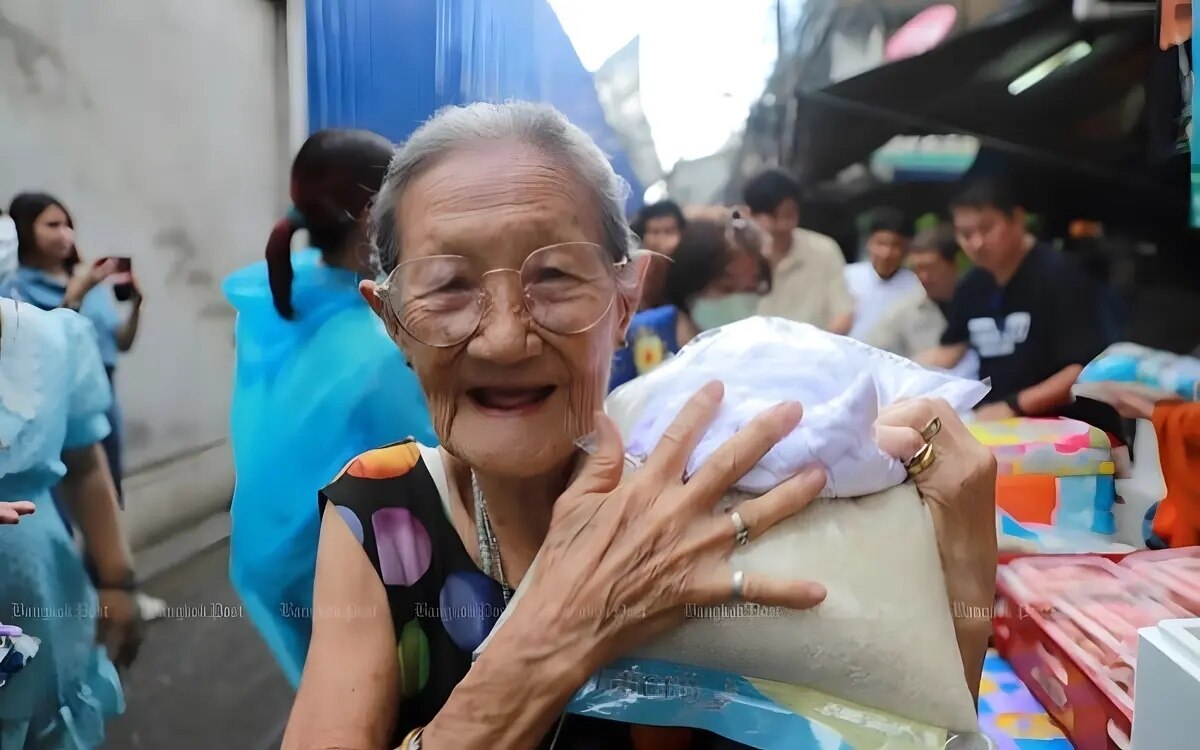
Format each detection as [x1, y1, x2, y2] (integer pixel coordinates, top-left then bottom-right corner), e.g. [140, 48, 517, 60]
[0, 297, 124, 749]
[13, 266, 125, 505]
[224, 249, 436, 686]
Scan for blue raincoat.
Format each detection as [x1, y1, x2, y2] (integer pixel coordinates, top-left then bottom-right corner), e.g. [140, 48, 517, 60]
[224, 249, 435, 686]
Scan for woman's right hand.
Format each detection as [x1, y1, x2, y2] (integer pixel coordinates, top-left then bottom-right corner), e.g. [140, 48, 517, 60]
[64, 258, 118, 307]
[518, 381, 827, 676]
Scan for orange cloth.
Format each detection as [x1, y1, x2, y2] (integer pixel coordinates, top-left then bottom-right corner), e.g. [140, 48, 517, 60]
[1150, 403, 1200, 547]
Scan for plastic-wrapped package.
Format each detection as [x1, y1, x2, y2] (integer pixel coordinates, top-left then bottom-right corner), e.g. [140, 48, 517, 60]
[1074, 342, 1200, 402]
[614, 318, 991, 497]
[476, 318, 993, 745]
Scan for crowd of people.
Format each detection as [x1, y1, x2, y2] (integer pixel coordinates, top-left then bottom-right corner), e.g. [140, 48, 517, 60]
[0, 96, 1179, 750]
[622, 169, 1124, 436]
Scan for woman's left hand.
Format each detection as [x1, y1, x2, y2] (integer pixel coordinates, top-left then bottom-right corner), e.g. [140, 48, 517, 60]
[875, 398, 998, 703]
[0, 501, 36, 524]
[96, 589, 143, 669]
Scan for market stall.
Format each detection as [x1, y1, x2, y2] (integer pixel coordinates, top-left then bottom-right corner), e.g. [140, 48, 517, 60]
[976, 342, 1200, 749]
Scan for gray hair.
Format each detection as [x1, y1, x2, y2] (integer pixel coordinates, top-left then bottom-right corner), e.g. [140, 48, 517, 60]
[370, 101, 636, 274]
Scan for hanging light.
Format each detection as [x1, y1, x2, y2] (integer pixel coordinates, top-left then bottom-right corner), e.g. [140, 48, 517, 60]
[1007, 41, 1094, 95]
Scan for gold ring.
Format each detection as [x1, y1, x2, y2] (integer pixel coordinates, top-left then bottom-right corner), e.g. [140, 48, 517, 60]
[905, 442, 936, 479]
[920, 417, 942, 443]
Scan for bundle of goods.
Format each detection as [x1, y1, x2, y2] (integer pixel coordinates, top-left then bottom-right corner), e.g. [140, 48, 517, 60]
[994, 548, 1200, 750]
[969, 418, 1119, 535]
[1073, 343, 1200, 402]
[477, 318, 994, 749]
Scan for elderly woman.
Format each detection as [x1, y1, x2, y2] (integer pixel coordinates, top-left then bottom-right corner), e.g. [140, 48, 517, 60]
[283, 102, 996, 750]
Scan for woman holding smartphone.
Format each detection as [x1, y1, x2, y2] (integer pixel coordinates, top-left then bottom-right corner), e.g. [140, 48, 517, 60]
[9, 192, 144, 507]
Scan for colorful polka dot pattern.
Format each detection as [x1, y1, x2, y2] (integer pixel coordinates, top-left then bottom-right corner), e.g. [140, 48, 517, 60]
[438, 571, 505, 652]
[397, 619, 430, 697]
[372, 507, 432, 586]
[340, 442, 421, 481]
[333, 505, 364, 544]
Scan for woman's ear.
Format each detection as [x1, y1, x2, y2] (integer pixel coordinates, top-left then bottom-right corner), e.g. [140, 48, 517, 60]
[615, 251, 652, 340]
[359, 279, 387, 319]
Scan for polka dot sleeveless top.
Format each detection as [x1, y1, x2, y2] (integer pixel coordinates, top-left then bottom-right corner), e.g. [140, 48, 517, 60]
[319, 440, 753, 749]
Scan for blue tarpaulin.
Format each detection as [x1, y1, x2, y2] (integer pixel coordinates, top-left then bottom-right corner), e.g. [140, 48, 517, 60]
[305, 0, 644, 213]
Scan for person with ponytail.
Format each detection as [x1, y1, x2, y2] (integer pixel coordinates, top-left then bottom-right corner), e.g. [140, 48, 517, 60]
[223, 129, 436, 686]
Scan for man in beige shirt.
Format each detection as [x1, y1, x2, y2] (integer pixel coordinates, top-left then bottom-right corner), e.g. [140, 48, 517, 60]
[742, 169, 854, 333]
[863, 225, 959, 358]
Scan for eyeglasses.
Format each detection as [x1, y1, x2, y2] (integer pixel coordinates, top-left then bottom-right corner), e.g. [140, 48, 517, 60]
[376, 241, 629, 348]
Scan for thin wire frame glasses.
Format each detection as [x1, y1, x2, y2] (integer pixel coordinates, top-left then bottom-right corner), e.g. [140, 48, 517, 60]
[376, 241, 630, 348]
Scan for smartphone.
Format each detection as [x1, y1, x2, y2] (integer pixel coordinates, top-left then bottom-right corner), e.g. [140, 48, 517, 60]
[102, 257, 135, 301]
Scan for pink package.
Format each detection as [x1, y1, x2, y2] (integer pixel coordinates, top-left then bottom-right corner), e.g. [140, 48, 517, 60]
[1121, 547, 1200, 614]
[1057, 587, 1192, 654]
[1048, 611, 1125, 667]
[1008, 556, 1140, 598]
[1041, 609, 1137, 704]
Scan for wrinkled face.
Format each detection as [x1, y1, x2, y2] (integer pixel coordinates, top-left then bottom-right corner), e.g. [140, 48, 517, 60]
[373, 142, 637, 477]
[32, 205, 75, 262]
[866, 230, 907, 280]
[952, 205, 1025, 274]
[641, 215, 681, 256]
[908, 249, 958, 302]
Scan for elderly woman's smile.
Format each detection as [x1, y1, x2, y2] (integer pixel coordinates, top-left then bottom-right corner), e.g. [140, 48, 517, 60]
[466, 384, 558, 414]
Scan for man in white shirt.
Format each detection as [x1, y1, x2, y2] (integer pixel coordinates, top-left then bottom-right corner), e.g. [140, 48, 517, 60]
[743, 169, 854, 333]
[845, 208, 922, 341]
[863, 225, 980, 379]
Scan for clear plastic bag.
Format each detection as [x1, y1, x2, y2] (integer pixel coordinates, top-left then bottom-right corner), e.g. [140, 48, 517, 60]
[608, 317, 990, 496]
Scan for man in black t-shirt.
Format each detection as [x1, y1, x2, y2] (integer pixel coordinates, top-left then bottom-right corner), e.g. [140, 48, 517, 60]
[919, 180, 1112, 421]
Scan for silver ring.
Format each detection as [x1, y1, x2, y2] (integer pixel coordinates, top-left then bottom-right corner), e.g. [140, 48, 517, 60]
[730, 510, 750, 547]
[731, 570, 745, 600]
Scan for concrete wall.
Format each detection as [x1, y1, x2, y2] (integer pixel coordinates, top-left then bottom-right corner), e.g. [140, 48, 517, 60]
[0, 0, 289, 549]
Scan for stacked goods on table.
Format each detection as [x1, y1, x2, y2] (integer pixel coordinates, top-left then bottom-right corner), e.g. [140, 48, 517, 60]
[1071, 345, 1200, 549]
[1073, 344, 1200, 402]
[993, 548, 1200, 750]
[969, 418, 1120, 535]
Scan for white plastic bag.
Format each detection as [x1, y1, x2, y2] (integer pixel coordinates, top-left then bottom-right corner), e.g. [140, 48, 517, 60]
[611, 317, 990, 496]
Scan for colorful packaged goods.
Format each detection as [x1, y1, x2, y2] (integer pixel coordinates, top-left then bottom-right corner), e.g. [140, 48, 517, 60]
[1074, 342, 1200, 402]
[969, 418, 1117, 533]
[1122, 548, 1200, 614]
